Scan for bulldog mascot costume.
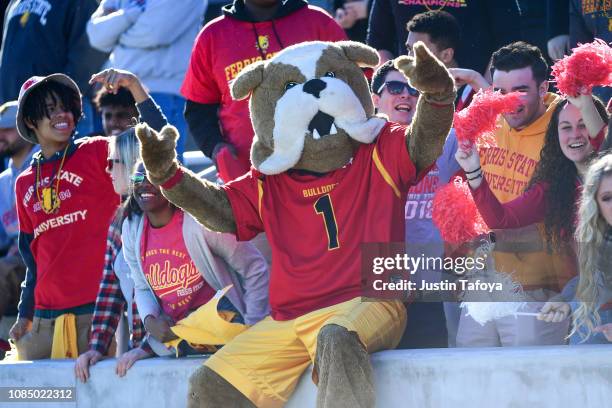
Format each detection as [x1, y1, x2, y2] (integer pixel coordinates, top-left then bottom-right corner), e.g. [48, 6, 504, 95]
[136, 40, 455, 407]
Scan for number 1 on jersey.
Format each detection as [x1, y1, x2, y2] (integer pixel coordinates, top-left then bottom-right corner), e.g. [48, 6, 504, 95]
[314, 194, 340, 250]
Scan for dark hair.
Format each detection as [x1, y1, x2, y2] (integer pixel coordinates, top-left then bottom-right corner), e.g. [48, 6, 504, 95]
[601, 115, 612, 152]
[125, 195, 143, 220]
[94, 87, 136, 111]
[371, 60, 397, 95]
[527, 97, 610, 248]
[22, 81, 81, 131]
[127, 160, 146, 220]
[491, 41, 548, 85]
[406, 10, 460, 53]
[110, 197, 142, 232]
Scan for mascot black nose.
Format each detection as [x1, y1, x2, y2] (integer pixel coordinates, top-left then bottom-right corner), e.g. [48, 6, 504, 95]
[303, 79, 327, 98]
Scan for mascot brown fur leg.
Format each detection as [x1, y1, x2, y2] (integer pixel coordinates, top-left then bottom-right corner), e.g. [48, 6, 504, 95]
[315, 324, 374, 408]
[188, 366, 256, 408]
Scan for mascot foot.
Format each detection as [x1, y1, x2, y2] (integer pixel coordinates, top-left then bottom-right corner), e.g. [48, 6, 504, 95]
[188, 366, 255, 408]
[315, 324, 374, 408]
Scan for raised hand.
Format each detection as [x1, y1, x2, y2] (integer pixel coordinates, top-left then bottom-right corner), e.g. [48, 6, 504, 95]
[565, 86, 591, 110]
[89, 68, 148, 103]
[455, 144, 483, 188]
[135, 124, 179, 186]
[448, 68, 490, 92]
[566, 87, 606, 138]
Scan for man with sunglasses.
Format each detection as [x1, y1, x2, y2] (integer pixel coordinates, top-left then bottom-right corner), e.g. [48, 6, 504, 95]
[371, 60, 420, 125]
[371, 45, 461, 350]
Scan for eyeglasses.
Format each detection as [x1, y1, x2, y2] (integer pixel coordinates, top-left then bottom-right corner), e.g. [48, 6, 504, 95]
[377, 81, 419, 97]
[130, 172, 147, 185]
[106, 158, 122, 172]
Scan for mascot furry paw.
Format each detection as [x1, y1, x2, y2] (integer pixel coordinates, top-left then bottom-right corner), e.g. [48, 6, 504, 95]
[136, 40, 455, 408]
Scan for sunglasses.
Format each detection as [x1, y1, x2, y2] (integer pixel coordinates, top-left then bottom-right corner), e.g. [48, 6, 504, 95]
[106, 158, 122, 172]
[377, 81, 419, 97]
[130, 172, 147, 185]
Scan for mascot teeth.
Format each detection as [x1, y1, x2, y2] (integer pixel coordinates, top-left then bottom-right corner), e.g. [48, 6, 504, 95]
[308, 111, 335, 138]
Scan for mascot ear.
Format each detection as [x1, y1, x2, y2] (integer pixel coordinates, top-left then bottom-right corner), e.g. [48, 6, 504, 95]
[336, 41, 379, 68]
[231, 61, 265, 101]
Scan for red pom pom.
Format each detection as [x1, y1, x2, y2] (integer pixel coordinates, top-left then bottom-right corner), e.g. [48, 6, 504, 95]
[453, 89, 522, 150]
[432, 177, 489, 244]
[551, 39, 612, 97]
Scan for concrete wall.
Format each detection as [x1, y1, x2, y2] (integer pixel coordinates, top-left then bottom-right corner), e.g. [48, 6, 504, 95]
[1, 346, 611, 407]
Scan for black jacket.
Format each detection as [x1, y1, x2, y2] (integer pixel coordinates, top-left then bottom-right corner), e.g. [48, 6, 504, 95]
[366, 0, 520, 74]
[222, 0, 308, 21]
[0, 0, 107, 103]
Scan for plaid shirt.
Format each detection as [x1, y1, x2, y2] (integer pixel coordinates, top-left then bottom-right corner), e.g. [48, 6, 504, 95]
[90, 211, 152, 355]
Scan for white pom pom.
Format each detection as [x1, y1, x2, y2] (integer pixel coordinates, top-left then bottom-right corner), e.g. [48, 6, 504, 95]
[458, 239, 528, 326]
[461, 301, 526, 326]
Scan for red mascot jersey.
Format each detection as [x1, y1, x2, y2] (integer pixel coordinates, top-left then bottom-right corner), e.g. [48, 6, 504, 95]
[223, 123, 425, 320]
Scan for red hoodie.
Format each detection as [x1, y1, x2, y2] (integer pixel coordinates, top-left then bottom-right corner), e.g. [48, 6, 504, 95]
[181, 0, 346, 181]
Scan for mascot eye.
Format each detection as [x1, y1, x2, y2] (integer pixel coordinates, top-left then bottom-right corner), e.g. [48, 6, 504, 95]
[324, 71, 336, 78]
[284, 82, 298, 91]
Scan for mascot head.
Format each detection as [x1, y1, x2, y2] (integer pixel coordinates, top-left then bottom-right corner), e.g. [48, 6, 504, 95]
[231, 41, 387, 175]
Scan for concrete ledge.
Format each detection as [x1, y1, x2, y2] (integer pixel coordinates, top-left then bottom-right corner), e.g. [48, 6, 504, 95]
[1, 346, 611, 407]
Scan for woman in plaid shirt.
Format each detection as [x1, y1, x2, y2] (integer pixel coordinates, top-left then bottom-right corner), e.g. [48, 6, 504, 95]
[74, 69, 168, 382]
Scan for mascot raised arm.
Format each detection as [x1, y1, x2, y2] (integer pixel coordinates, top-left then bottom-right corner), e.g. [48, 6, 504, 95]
[136, 40, 455, 408]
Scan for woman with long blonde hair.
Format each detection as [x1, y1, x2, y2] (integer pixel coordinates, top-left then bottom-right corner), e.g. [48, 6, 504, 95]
[540, 152, 612, 343]
[570, 152, 612, 343]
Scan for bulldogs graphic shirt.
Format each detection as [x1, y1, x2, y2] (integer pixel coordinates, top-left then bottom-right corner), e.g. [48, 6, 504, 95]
[140, 210, 215, 322]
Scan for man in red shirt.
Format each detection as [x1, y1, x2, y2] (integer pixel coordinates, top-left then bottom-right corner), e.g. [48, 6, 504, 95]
[182, 0, 346, 182]
[9, 74, 119, 359]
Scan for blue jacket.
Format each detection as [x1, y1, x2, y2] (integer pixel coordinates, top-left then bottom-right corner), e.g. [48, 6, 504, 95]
[0, 145, 38, 253]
